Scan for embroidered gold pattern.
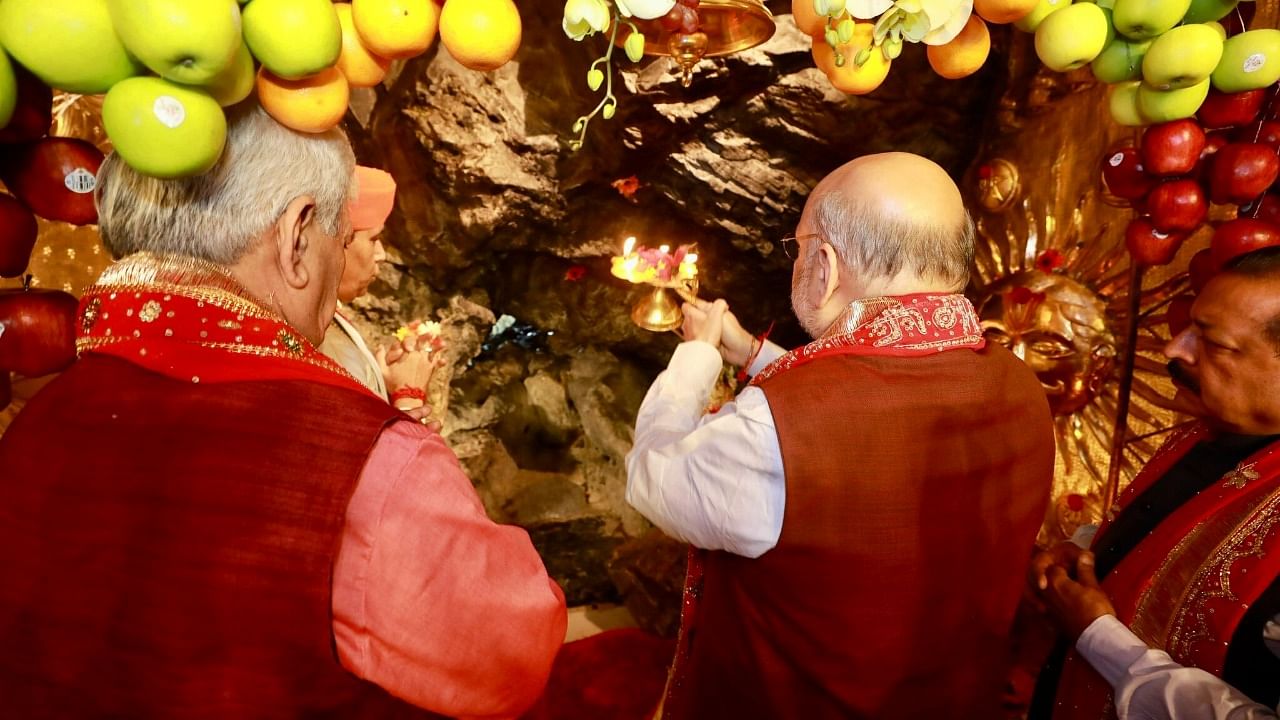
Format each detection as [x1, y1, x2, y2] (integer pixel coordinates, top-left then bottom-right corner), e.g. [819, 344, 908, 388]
[217, 320, 242, 330]
[752, 294, 983, 384]
[138, 300, 162, 323]
[1168, 492, 1280, 663]
[75, 253, 359, 383]
[81, 297, 101, 334]
[1224, 463, 1260, 490]
[277, 329, 303, 354]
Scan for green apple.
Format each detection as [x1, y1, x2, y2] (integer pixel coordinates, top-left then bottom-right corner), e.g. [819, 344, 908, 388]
[1142, 23, 1222, 90]
[0, 51, 15, 130]
[242, 0, 341, 80]
[102, 77, 228, 179]
[108, 0, 243, 86]
[1092, 35, 1152, 84]
[1211, 29, 1280, 93]
[0, 0, 142, 94]
[1109, 81, 1148, 126]
[204, 42, 255, 107]
[1112, 0, 1191, 40]
[1035, 4, 1109, 72]
[1137, 78, 1211, 122]
[1182, 0, 1238, 23]
[1013, 0, 1069, 32]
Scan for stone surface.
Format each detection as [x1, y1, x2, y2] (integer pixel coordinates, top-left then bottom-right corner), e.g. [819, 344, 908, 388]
[341, 8, 1001, 605]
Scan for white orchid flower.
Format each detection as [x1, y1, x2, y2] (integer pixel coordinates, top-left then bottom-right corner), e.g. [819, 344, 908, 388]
[563, 0, 611, 41]
[614, 0, 678, 20]
[921, 0, 972, 45]
[863, 0, 972, 47]
[849, 0, 894, 19]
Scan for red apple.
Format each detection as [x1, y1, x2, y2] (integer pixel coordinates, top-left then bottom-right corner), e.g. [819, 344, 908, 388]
[1236, 119, 1280, 151]
[1142, 120, 1207, 177]
[1210, 218, 1280, 268]
[0, 65, 52, 145]
[1188, 248, 1217, 293]
[0, 193, 38, 278]
[1166, 294, 1195, 336]
[1147, 179, 1208, 233]
[1126, 218, 1187, 266]
[0, 284, 78, 377]
[1102, 147, 1156, 201]
[1198, 89, 1267, 130]
[1209, 143, 1280, 205]
[1193, 130, 1232, 184]
[1244, 193, 1280, 226]
[0, 137, 102, 226]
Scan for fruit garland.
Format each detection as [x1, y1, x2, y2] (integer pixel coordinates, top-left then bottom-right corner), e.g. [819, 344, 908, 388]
[0, 0, 523, 180]
[797, 0, 985, 95]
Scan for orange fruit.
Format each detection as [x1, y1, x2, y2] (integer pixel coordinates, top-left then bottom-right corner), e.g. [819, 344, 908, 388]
[352, 0, 439, 60]
[926, 15, 990, 80]
[335, 3, 391, 88]
[440, 0, 521, 72]
[792, 0, 826, 37]
[974, 0, 1038, 24]
[256, 66, 350, 134]
[822, 23, 891, 96]
[812, 37, 836, 75]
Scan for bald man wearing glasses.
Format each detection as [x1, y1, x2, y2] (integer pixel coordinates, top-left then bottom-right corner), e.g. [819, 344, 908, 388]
[626, 152, 1056, 720]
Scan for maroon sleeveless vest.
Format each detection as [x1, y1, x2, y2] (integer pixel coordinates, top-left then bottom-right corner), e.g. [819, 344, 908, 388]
[0, 354, 439, 718]
[669, 345, 1055, 719]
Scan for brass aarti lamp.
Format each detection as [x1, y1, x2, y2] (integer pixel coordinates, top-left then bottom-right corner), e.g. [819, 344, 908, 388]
[611, 237, 700, 332]
[615, 0, 775, 87]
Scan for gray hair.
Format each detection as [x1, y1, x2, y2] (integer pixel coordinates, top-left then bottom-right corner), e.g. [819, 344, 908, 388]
[95, 103, 355, 264]
[809, 190, 975, 291]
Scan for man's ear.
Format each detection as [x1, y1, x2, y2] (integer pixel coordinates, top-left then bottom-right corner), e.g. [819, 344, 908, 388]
[274, 195, 318, 290]
[818, 242, 841, 306]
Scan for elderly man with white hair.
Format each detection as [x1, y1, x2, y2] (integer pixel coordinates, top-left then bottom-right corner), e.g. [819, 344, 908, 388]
[627, 152, 1057, 719]
[0, 103, 566, 718]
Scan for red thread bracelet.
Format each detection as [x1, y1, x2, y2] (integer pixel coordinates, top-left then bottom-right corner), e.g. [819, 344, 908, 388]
[390, 387, 427, 404]
[736, 321, 775, 383]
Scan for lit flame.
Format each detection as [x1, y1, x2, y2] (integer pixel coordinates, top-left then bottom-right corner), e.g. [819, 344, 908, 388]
[623, 236, 636, 255]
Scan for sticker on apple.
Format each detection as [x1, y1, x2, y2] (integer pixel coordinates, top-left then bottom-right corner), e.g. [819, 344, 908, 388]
[1244, 54, 1266, 74]
[64, 168, 96, 194]
[153, 96, 186, 129]
[1109, 153, 1125, 167]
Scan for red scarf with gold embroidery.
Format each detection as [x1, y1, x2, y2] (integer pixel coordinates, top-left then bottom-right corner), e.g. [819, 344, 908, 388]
[76, 253, 371, 395]
[749, 292, 985, 386]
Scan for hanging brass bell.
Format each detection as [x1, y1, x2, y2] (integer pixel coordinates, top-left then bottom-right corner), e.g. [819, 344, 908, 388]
[615, 0, 776, 87]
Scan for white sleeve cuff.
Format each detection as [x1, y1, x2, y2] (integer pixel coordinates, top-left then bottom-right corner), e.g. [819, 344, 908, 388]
[747, 339, 787, 377]
[1076, 614, 1152, 687]
[669, 341, 725, 393]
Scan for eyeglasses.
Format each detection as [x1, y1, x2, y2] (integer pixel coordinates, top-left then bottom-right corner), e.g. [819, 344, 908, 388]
[779, 233, 820, 260]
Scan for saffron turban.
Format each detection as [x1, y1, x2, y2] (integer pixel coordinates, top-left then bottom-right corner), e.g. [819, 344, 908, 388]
[348, 166, 397, 232]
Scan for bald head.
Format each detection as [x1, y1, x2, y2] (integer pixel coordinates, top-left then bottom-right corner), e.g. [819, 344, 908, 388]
[815, 152, 968, 228]
[799, 152, 974, 293]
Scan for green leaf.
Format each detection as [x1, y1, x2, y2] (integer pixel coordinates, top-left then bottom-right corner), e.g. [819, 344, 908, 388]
[624, 32, 646, 63]
[587, 68, 605, 91]
[837, 18, 855, 43]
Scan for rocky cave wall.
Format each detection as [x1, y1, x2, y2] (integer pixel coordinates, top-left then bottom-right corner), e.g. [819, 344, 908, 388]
[339, 1, 1005, 626]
